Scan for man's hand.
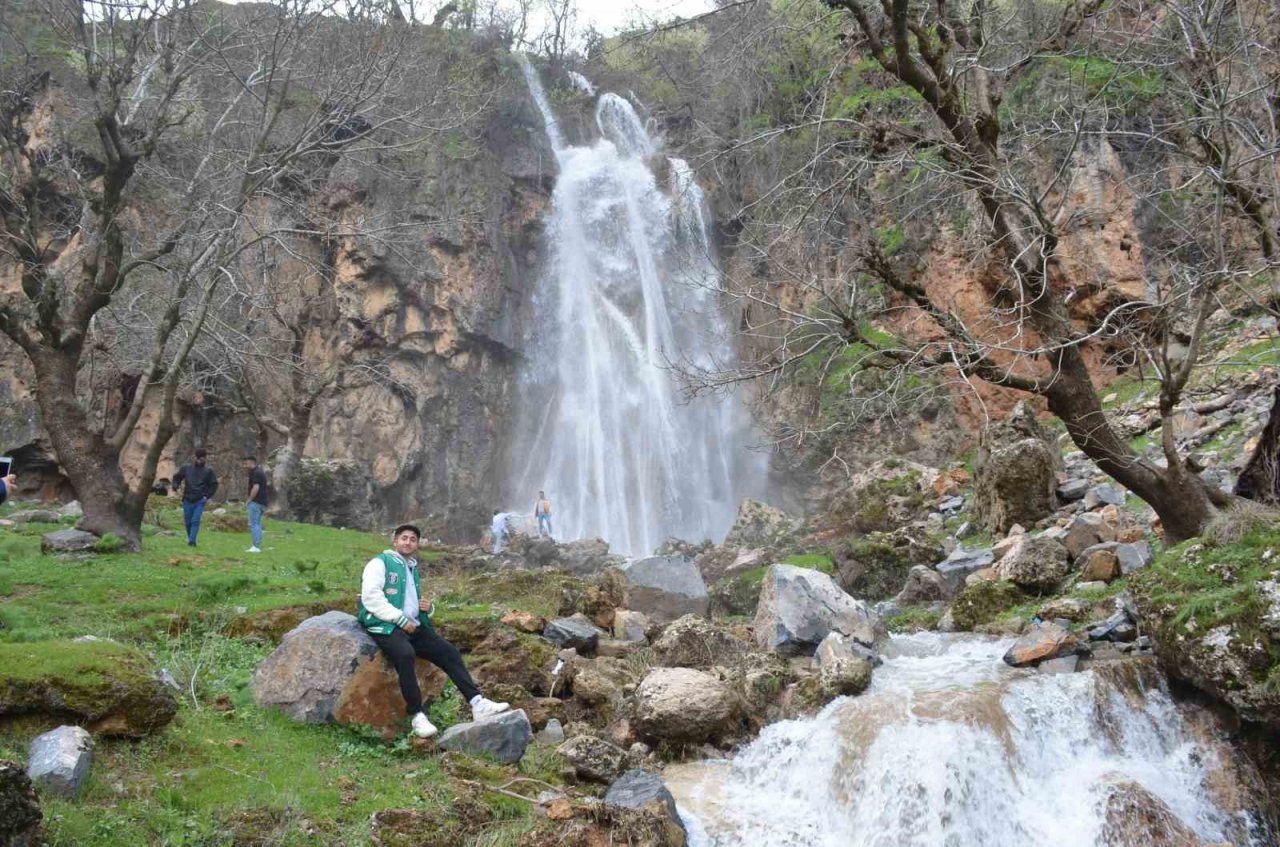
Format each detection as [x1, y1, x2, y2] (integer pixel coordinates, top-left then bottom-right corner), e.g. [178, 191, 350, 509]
[418, 598, 435, 617]
[2, 474, 15, 490]
[403, 620, 419, 634]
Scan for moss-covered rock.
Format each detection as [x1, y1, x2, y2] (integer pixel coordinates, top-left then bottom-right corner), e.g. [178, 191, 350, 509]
[467, 630, 557, 695]
[0, 640, 178, 737]
[950, 581, 1025, 632]
[834, 528, 946, 602]
[1131, 532, 1280, 729]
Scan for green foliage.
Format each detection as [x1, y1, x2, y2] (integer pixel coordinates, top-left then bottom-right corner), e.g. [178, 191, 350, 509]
[884, 606, 941, 633]
[781, 552, 834, 573]
[951, 580, 1026, 631]
[93, 532, 127, 554]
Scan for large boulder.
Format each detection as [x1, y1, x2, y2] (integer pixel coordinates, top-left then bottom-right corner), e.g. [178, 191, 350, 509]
[26, 726, 92, 799]
[633, 668, 737, 743]
[996, 535, 1071, 592]
[835, 529, 945, 602]
[437, 709, 534, 764]
[651, 615, 748, 669]
[616, 557, 709, 623]
[0, 760, 42, 847]
[895, 565, 946, 605]
[1003, 622, 1085, 667]
[950, 580, 1024, 631]
[251, 612, 444, 734]
[724, 500, 804, 548]
[543, 615, 607, 652]
[0, 640, 177, 737]
[284, 457, 375, 531]
[934, 548, 996, 599]
[753, 564, 883, 656]
[40, 529, 99, 555]
[559, 538, 622, 576]
[558, 735, 627, 783]
[605, 770, 688, 846]
[973, 402, 1060, 534]
[1062, 513, 1118, 560]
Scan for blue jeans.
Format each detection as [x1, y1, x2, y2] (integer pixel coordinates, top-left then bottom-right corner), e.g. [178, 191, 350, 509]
[537, 514, 552, 537]
[247, 502, 264, 547]
[182, 499, 206, 545]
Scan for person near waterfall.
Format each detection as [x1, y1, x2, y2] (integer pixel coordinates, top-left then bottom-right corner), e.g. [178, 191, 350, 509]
[491, 510, 509, 553]
[533, 490, 553, 538]
[358, 523, 509, 738]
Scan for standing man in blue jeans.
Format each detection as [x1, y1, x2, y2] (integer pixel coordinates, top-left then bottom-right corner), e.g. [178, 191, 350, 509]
[533, 490, 553, 538]
[243, 456, 269, 553]
[172, 449, 218, 547]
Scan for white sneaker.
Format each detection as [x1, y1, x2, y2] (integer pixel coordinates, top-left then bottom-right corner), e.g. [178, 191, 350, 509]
[470, 696, 510, 721]
[410, 712, 438, 738]
[246, 546, 261, 553]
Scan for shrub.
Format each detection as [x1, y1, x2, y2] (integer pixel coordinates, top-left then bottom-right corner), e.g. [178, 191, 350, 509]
[94, 533, 126, 554]
[1204, 501, 1280, 548]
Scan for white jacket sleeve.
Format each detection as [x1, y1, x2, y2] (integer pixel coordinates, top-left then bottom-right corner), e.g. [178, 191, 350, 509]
[361, 557, 410, 628]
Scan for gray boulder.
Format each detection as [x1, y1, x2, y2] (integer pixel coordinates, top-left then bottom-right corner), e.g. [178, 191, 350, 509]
[1056, 479, 1090, 503]
[9, 510, 62, 524]
[543, 615, 606, 652]
[558, 735, 627, 783]
[895, 565, 946, 605]
[559, 538, 618, 575]
[753, 564, 883, 655]
[605, 770, 688, 843]
[651, 615, 747, 669]
[58, 500, 83, 518]
[813, 631, 881, 669]
[438, 709, 533, 764]
[634, 668, 736, 742]
[996, 535, 1071, 592]
[251, 611, 375, 723]
[617, 556, 709, 623]
[935, 548, 995, 599]
[1083, 484, 1126, 510]
[1116, 541, 1154, 575]
[40, 529, 99, 555]
[536, 718, 565, 745]
[972, 402, 1061, 534]
[0, 759, 42, 847]
[27, 726, 92, 799]
[1062, 513, 1117, 561]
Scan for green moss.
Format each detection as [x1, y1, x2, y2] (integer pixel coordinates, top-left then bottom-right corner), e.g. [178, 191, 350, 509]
[951, 581, 1026, 631]
[884, 606, 941, 633]
[782, 552, 834, 573]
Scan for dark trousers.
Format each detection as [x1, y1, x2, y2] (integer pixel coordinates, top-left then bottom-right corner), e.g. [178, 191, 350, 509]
[372, 624, 482, 714]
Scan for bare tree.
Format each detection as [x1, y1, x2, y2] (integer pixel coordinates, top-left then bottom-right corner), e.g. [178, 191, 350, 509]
[0, 0, 471, 547]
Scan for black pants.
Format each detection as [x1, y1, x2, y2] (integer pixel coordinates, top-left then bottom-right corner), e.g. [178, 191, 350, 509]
[372, 624, 481, 714]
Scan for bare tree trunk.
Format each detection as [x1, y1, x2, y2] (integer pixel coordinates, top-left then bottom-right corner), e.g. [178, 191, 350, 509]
[269, 399, 315, 517]
[1236, 386, 1280, 504]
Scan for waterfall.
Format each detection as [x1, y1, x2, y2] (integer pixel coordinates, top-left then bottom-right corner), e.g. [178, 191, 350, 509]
[666, 634, 1272, 846]
[511, 58, 764, 555]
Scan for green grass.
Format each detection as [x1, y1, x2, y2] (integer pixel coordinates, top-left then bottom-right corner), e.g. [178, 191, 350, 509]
[781, 552, 835, 574]
[0, 511, 564, 845]
[884, 606, 940, 633]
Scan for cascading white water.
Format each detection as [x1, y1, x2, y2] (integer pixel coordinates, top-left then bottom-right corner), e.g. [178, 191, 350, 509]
[667, 634, 1272, 847]
[511, 58, 764, 555]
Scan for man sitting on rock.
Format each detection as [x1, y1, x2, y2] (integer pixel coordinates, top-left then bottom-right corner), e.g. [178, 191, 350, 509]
[358, 523, 509, 738]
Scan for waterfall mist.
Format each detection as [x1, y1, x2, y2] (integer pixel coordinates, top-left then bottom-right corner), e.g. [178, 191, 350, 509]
[509, 59, 765, 556]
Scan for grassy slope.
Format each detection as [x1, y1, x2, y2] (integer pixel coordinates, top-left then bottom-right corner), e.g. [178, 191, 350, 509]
[0, 504, 561, 846]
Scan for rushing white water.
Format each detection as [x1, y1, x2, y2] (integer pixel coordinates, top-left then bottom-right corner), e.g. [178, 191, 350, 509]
[667, 634, 1271, 847]
[510, 58, 764, 555]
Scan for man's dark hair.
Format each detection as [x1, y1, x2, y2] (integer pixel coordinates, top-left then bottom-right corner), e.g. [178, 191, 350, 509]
[194, 448, 207, 459]
[393, 523, 421, 539]
[243, 455, 257, 463]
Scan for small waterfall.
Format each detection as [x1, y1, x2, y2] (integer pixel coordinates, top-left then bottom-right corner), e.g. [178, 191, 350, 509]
[510, 58, 764, 555]
[666, 634, 1272, 846]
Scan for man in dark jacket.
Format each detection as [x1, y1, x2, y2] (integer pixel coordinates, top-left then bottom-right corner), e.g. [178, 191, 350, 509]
[172, 449, 218, 547]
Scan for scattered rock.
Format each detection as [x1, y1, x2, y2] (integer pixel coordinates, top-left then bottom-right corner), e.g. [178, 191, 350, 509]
[612, 610, 652, 644]
[1083, 484, 1127, 510]
[558, 538, 618, 576]
[935, 548, 996, 599]
[9, 510, 62, 524]
[39, 529, 99, 555]
[0, 760, 42, 847]
[501, 610, 547, 634]
[1003, 622, 1085, 667]
[58, 501, 83, 518]
[813, 631, 881, 669]
[818, 655, 872, 698]
[437, 709, 533, 764]
[895, 565, 946, 605]
[27, 726, 92, 799]
[1088, 611, 1138, 643]
[973, 402, 1061, 534]
[1056, 479, 1090, 503]
[1037, 597, 1092, 622]
[1063, 513, 1118, 560]
[651, 615, 748, 669]
[1079, 546, 1122, 583]
[634, 668, 736, 743]
[536, 718, 566, 745]
[543, 615, 606, 652]
[604, 770, 688, 846]
[572, 664, 623, 705]
[753, 564, 882, 655]
[996, 535, 1071, 592]
[558, 735, 627, 783]
[1116, 542, 1154, 575]
[616, 557, 709, 624]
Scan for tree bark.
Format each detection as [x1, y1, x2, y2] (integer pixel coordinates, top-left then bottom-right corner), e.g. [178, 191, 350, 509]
[269, 399, 316, 518]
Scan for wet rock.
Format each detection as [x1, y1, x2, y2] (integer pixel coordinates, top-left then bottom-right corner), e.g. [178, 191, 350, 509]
[1083, 484, 1127, 511]
[634, 668, 736, 743]
[813, 631, 881, 669]
[996, 535, 1071, 592]
[1003, 622, 1085, 667]
[39, 529, 99, 554]
[950, 580, 1024, 631]
[753, 564, 883, 656]
[438, 708, 533, 764]
[1056, 479, 1090, 503]
[543, 615, 606, 652]
[1037, 655, 1080, 675]
[1063, 513, 1118, 560]
[616, 556, 709, 624]
[1100, 778, 1213, 847]
[1088, 611, 1138, 643]
[501, 610, 548, 634]
[818, 656, 872, 697]
[935, 548, 996, 598]
[605, 770, 688, 846]
[558, 735, 627, 783]
[0, 760, 42, 847]
[895, 565, 946, 605]
[973, 402, 1061, 534]
[27, 726, 92, 799]
[651, 615, 747, 669]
